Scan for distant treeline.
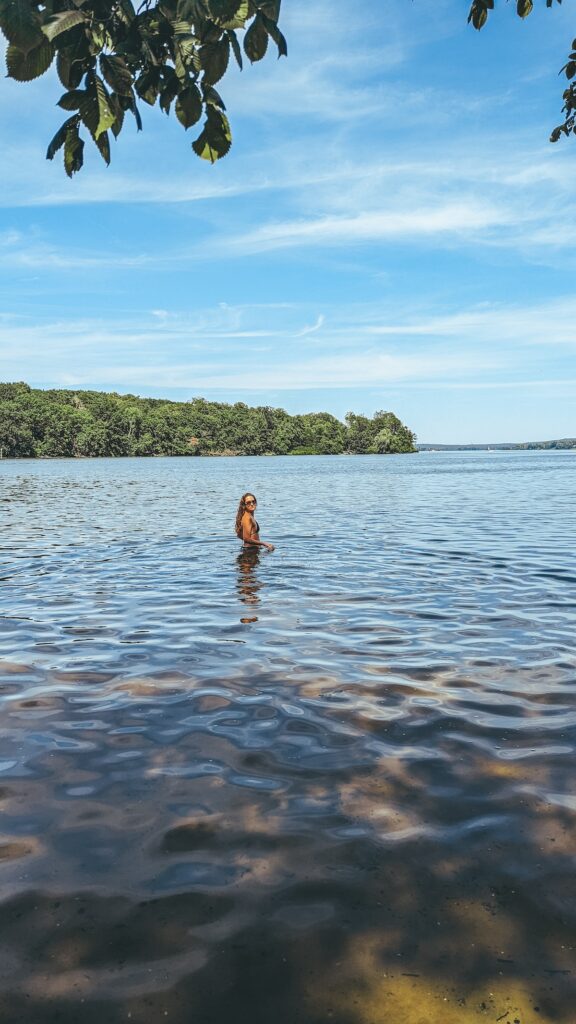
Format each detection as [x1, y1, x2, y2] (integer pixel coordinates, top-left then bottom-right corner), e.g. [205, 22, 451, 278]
[0, 383, 417, 458]
[418, 441, 576, 451]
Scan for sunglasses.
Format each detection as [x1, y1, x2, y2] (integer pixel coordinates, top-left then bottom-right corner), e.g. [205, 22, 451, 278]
[245, 500, 257, 506]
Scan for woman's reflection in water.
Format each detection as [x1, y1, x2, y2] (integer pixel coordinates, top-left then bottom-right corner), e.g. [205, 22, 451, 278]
[236, 546, 263, 622]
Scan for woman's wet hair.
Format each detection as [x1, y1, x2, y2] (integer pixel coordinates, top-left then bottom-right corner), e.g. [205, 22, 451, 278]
[235, 493, 257, 538]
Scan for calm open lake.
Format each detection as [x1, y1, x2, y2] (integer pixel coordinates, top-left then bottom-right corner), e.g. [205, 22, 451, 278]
[1, 452, 575, 1024]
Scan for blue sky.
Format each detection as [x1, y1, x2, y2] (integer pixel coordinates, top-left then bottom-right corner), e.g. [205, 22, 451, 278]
[1, 0, 576, 443]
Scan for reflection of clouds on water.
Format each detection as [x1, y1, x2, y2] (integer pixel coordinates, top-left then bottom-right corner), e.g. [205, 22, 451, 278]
[236, 546, 262, 618]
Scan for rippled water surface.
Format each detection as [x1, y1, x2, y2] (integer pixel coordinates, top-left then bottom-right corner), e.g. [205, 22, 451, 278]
[1, 452, 575, 1024]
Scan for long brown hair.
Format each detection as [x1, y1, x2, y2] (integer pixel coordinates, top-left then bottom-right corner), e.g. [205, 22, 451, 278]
[235, 492, 256, 538]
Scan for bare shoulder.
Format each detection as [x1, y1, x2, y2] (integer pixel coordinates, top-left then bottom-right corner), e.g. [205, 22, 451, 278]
[241, 511, 255, 537]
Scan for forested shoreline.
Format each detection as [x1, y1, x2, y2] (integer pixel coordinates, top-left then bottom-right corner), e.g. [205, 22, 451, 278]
[0, 383, 417, 458]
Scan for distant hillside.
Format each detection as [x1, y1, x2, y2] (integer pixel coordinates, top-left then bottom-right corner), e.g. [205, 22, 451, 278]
[418, 440, 576, 451]
[0, 382, 417, 458]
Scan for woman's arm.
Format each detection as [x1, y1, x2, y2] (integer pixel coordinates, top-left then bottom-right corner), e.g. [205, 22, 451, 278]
[242, 513, 274, 550]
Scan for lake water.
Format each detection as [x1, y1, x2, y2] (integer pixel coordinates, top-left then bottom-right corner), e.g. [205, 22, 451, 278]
[1, 452, 575, 1024]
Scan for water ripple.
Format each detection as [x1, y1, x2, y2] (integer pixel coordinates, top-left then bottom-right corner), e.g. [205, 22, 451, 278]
[1, 452, 575, 1023]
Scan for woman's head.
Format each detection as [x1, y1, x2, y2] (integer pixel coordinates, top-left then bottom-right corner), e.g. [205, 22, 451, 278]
[235, 492, 257, 536]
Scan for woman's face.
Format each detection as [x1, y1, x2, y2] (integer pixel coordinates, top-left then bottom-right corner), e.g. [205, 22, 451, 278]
[244, 495, 257, 512]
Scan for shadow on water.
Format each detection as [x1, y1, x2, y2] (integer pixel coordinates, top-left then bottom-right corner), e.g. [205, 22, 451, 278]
[0, 661, 574, 1024]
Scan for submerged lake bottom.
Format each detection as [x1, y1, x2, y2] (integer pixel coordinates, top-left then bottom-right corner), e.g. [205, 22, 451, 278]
[1, 452, 575, 1024]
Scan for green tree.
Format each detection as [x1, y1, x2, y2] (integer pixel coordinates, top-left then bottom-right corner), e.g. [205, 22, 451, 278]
[344, 412, 374, 454]
[368, 411, 417, 454]
[132, 430, 157, 455]
[0, 382, 418, 458]
[75, 420, 109, 455]
[37, 404, 90, 456]
[271, 410, 304, 454]
[0, 402, 35, 456]
[301, 412, 346, 454]
[0, 0, 286, 176]
[0, 382, 32, 401]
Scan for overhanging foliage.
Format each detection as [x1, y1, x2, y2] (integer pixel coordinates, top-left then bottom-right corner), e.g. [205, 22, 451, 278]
[1, 0, 575, 179]
[0, 0, 286, 175]
[467, 0, 576, 144]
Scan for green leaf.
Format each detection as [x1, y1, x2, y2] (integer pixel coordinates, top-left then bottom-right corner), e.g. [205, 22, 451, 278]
[175, 83, 202, 127]
[86, 24, 112, 59]
[6, 37, 53, 81]
[56, 48, 86, 90]
[200, 35, 230, 84]
[467, 1, 488, 30]
[135, 66, 160, 105]
[159, 83, 176, 114]
[222, 1, 249, 29]
[243, 12, 268, 61]
[57, 89, 85, 111]
[192, 106, 231, 161]
[259, 10, 286, 57]
[117, 0, 136, 24]
[42, 10, 86, 43]
[126, 94, 143, 131]
[64, 125, 84, 176]
[207, 0, 242, 20]
[80, 74, 116, 139]
[516, 0, 533, 17]
[171, 20, 193, 35]
[94, 130, 110, 165]
[159, 68, 180, 114]
[0, 0, 43, 54]
[227, 28, 243, 68]
[259, 0, 280, 21]
[215, 0, 249, 29]
[174, 32, 200, 81]
[86, 23, 110, 58]
[100, 54, 133, 95]
[108, 92, 125, 137]
[46, 114, 79, 160]
[176, 0, 208, 24]
[203, 83, 225, 108]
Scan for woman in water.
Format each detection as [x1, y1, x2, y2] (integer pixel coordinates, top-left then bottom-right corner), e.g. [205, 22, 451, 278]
[235, 493, 274, 551]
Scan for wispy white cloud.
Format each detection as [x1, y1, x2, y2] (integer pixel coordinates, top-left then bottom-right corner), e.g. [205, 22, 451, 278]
[3, 136, 573, 270]
[0, 228, 151, 269]
[295, 315, 325, 337]
[2, 295, 575, 394]
[345, 297, 576, 348]
[10, 349, 495, 391]
[218, 201, 510, 255]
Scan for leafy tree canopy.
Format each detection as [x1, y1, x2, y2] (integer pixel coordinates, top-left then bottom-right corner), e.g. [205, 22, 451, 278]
[0, 383, 418, 457]
[1, 0, 575, 177]
[0, 0, 286, 176]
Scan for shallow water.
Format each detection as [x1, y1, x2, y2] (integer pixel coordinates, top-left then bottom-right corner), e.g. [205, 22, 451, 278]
[1, 451, 575, 1024]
